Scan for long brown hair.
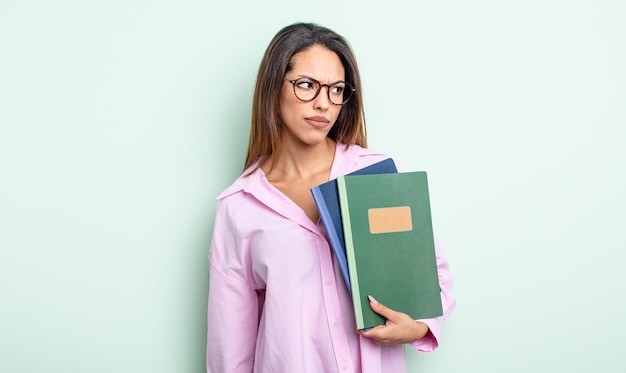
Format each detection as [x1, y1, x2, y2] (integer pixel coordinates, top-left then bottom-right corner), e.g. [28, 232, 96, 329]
[243, 22, 367, 172]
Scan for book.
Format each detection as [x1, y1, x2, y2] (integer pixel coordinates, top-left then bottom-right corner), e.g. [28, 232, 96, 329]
[311, 158, 397, 293]
[337, 171, 443, 329]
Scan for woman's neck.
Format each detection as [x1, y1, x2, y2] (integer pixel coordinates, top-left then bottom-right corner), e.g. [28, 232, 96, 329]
[264, 138, 336, 181]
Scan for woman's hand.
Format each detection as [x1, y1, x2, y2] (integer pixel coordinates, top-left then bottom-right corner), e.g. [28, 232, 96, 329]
[357, 295, 430, 345]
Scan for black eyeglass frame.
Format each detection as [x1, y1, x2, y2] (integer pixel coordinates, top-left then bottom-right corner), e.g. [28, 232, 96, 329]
[282, 77, 356, 106]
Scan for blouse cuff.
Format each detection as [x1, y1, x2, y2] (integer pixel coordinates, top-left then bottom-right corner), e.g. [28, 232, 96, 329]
[409, 317, 442, 352]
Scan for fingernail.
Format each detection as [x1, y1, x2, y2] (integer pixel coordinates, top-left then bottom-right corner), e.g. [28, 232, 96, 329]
[368, 295, 378, 305]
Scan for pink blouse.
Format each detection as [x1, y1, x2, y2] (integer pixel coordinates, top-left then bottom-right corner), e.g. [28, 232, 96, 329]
[207, 143, 456, 373]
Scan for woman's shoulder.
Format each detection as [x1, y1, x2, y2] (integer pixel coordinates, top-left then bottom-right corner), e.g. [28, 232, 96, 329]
[336, 143, 392, 172]
[215, 162, 261, 201]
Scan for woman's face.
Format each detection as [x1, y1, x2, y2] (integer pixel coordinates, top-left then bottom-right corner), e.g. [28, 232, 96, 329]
[279, 44, 345, 147]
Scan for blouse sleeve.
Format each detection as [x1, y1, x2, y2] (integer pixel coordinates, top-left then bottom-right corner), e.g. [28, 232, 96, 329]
[206, 201, 261, 372]
[409, 236, 456, 352]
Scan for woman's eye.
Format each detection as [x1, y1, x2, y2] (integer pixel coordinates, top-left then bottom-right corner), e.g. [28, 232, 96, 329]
[330, 85, 345, 95]
[297, 81, 315, 90]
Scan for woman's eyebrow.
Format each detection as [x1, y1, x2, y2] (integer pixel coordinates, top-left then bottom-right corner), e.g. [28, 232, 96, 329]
[295, 74, 345, 84]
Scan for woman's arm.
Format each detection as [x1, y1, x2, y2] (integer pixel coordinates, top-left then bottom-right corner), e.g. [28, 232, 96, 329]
[206, 203, 261, 372]
[359, 237, 456, 350]
[207, 263, 260, 372]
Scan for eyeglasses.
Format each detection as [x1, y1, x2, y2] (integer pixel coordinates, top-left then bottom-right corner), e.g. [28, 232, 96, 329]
[283, 77, 355, 105]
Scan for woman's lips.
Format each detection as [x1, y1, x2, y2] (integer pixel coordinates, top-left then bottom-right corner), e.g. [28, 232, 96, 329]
[305, 116, 331, 128]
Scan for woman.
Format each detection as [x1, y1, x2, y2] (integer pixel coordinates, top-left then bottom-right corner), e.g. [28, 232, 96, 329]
[207, 22, 455, 372]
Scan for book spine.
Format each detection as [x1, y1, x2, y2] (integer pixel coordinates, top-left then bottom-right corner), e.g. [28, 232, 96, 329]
[311, 186, 351, 292]
[337, 176, 365, 329]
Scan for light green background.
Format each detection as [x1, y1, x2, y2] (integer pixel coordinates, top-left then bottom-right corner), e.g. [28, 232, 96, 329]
[1, 1, 625, 372]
